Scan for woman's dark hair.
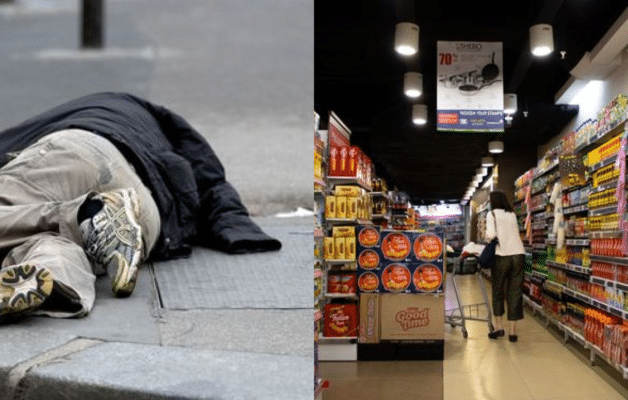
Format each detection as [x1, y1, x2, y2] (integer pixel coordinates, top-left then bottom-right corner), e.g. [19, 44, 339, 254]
[490, 190, 514, 212]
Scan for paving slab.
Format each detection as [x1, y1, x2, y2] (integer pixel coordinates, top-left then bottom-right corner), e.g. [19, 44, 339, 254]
[152, 216, 313, 310]
[158, 309, 312, 357]
[18, 342, 311, 400]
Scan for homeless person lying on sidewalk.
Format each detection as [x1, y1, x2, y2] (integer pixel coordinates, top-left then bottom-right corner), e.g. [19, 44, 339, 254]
[0, 92, 281, 319]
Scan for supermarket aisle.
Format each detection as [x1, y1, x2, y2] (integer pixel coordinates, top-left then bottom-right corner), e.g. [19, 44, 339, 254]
[445, 272, 628, 400]
[320, 272, 628, 400]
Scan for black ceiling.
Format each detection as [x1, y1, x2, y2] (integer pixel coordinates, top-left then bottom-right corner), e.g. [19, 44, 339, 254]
[315, 0, 628, 204]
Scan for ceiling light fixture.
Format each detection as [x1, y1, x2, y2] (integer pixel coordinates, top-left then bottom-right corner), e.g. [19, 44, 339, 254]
[488, 140, 504, 154]
[405, 72, 423, 98]
[394, 22, 419, 56]
[530, 24, 554, 57]
[412, 103, 427, 124]
[504, 93, 517, 114]
[481, 156, 495, 167]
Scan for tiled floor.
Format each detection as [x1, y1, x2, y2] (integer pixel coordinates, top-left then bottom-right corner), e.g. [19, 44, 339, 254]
[320, 272, 628, 400]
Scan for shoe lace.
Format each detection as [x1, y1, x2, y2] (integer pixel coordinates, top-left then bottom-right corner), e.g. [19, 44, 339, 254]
[86, 201, 135, 264]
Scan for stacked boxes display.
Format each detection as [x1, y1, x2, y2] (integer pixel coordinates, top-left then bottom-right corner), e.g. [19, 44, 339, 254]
[356, 225, 445, 294]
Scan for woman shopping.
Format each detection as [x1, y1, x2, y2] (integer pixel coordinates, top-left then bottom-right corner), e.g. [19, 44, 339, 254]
[485, 191, 526, 342]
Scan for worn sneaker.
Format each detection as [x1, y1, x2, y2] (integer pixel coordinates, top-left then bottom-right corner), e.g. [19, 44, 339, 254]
[0, 264, 53, 315]
[80, 188, 143, 297]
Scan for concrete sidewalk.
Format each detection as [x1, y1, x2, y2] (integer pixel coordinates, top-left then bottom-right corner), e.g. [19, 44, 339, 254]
[0, 216, 313, 400]
[0, 1, 313, 399]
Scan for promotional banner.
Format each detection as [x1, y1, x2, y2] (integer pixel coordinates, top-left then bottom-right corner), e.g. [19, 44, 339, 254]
[437, 41, 504, 132]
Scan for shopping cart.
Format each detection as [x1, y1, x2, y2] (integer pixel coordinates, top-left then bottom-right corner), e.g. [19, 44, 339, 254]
[445, 256, 494, 338]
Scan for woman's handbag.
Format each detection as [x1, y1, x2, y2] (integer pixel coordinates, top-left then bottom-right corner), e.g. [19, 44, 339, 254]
[478, 211, 498, 269]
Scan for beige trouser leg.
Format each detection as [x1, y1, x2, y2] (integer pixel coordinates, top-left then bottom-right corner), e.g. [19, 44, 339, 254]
[2, 232, 94, 318]
[0, 129, 161, 317]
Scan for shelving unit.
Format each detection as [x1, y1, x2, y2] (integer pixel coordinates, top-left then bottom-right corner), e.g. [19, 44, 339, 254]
[516, 94, 628, 380]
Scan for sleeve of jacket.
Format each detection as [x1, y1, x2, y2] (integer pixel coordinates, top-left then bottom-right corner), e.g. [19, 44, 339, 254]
[138, 97, 281, 253]
[485, 211, 496, 241]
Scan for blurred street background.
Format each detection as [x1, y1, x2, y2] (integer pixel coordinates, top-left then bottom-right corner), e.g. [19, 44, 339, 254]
[0, 0, 313, 216]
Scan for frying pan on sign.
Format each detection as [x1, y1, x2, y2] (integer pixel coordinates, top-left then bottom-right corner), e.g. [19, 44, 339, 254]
[482, 52, 500, 82]
[458, 79, 501, 96]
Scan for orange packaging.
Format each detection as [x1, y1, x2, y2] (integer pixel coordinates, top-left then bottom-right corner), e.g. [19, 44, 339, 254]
[324, 303, 358, 338]
[324, 237, 335, 260]
[325, 196, 336, 219]
[328, 274, 355, 294]
[335, 237, 346, 260]
[345, 237, 356, 260]
[336, 196, 347, 219]
[328, 146, 339, 176]
[339, 146, 349, 176]
[348, 146, 359, 176]
[327, 274, 341, 293]
[346, 196, 358, 219]
[332, 226, 355, 238]
[337, 273, 357, 294]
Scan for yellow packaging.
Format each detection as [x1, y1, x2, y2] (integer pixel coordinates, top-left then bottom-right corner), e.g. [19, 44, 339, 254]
[336, 196, 347, 219]
[346, 196, 358, 219]
[345, 237, 356, 260]
[335, 237, 346, 260]
[324, 237, 335, 260]
[332, 226, 355, 238]
[335, 185, 361, 197]
[356, 197, 364, 220]
[325, 196, 337, 219]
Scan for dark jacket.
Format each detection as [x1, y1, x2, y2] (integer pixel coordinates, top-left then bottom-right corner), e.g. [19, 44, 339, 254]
[0, 92, 281, 259]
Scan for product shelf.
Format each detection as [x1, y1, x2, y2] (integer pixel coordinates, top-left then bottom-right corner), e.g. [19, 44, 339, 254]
[370, 191, 390, 198]
[325, 218, 373, 225]
[546, 260, 591, 275]
[590, 177, 624, 194]
[525, 293, 628, 378]
[574, 115, 627, 154]
[327, 176, 372, 192]
[589, 230, 623, 239]
[535, 160, 560, 177]
[318, 336, 358, 342]
[589, 276, 628, 293]
[564, 204, 588, 215]
[590, 254, 628, 266]
[589, 205, 619, 217]
[325, 259, 356, 265]
[565, 238, 590, 246]
[324, 293, 358, 300]
[588, 153, 620, 174]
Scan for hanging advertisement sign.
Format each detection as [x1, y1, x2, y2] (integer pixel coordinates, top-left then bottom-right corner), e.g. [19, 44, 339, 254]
[436, 41, 504, 132]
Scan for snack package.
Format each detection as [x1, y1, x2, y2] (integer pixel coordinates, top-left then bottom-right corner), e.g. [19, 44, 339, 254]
[324, 303, 358, 337]
[334, 237, 346, 260]
[345, 237, 356, 260]
[336, 196, 347, 219]
[332, 226, 355, 238]
[346, 196, 358, 219]
[324, 237, 335, 260]
[325, 196, 336, 219]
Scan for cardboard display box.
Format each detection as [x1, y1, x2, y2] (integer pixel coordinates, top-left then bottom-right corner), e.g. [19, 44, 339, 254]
[379, 293, 444, 341]
[359, 293, 380, 343]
